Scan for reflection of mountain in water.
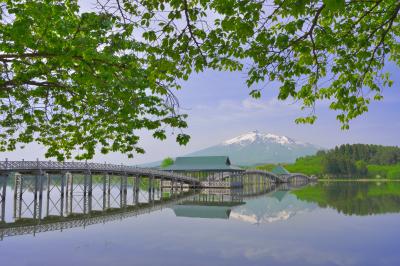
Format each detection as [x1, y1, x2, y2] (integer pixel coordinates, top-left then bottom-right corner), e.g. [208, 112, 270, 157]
[230, 191, 317, 224]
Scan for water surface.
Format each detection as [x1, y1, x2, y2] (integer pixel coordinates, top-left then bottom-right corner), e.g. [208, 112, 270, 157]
[1, 181, 400, 266]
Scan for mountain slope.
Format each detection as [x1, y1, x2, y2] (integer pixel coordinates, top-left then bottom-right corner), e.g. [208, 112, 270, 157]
[185, 130, 320, 166]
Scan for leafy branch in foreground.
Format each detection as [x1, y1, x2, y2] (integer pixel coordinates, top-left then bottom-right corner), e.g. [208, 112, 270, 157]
[107, 0, 399, 128]
[1, 0, 399, 160]
[0, 0, 189, 160]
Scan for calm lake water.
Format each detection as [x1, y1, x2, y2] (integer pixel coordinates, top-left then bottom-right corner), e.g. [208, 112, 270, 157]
[1, 181, 400, 266]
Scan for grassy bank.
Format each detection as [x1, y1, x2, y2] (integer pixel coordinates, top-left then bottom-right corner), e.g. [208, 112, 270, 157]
[367, 164, 400, 179]
[255, 156, 323, 176]
[255, 159, 400, 180]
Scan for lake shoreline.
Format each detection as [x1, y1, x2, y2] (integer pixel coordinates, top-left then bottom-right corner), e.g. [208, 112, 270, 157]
[317, 178, 400, 182]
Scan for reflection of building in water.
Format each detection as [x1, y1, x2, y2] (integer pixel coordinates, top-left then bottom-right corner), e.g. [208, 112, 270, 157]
[230, 191, 317, 224]
[172, 190, 245, 219]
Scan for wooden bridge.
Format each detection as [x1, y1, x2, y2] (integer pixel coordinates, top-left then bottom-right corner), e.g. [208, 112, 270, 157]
[227, 169, 314, 184]
[0, 160, 200, 195]
[0, 184, 312, 239]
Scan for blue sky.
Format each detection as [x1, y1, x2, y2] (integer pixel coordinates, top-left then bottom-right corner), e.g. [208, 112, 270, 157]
[1, 2, 399, 164]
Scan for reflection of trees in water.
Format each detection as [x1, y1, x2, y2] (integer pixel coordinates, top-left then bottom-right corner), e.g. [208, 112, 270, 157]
[294, 182, 400, 216]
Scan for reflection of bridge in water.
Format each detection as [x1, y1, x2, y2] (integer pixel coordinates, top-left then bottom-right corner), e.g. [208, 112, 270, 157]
[0, 174, 195, 239]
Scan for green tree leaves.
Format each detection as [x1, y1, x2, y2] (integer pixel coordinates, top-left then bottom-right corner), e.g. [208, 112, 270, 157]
[0, 0, 189, 160]
[1, 0, 399, 160]
[113, 0, 399, 129]
[161, 157, 174, 168]
[323, 0, 345, 11]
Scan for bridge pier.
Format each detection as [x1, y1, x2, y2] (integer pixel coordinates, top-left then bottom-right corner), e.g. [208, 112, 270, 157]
[134, 175, 140, 204]
[148, 175, 152, 202]
[120, 181, 127, 209]
[160, 177, 164, 200]
[13, 173, 23, 220]
[46, 173, 51, 216]
[0, 174, 7, 222]
[102, 173, 107, 210]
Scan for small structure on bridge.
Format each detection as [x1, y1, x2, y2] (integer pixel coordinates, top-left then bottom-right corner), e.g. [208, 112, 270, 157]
[163, 156, 243, 188]
[271, 165, 290, 176]
[270, 165, 311, 183]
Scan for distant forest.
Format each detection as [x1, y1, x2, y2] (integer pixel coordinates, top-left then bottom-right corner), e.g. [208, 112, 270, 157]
[256, 144, 400, 179]
[319, 144, 400, 177]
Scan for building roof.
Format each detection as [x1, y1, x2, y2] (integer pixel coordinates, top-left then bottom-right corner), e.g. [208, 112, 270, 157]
[271, 165, 290, 175]
[172, 205, 235, 219]
[164, 156, 243, 172]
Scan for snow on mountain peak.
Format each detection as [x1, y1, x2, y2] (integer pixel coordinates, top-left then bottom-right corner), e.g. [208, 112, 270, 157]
[222, 130, 299, 146]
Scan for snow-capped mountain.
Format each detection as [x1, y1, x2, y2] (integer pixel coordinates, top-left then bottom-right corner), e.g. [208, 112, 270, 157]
[186, 130, 320, 166]
[222, 130, 307, 146]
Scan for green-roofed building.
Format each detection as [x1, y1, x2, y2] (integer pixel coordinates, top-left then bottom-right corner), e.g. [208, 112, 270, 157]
[163, 156, 244, 186]
[164, 156, 242, 172]
[271, 165, 290, 176]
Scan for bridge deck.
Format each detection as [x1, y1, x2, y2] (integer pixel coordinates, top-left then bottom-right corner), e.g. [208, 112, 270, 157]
[0, 161, 199, 185]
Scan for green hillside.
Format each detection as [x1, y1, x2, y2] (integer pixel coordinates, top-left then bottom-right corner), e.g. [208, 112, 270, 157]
[256, 144, 400, 179]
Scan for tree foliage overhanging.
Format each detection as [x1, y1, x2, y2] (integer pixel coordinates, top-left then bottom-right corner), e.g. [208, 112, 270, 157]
[112, 0, 399, 127]
[0, 0, 189, 160]
[1, 0, 399, 160]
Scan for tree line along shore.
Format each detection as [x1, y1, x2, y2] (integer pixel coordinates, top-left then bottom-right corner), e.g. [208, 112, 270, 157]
[256, 144, 400, 180]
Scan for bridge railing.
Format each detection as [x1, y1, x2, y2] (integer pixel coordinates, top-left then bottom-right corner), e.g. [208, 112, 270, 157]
[0, 160, 198, 183]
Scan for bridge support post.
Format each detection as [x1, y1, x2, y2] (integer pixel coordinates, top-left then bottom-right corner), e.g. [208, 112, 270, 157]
[13, 173, 23, 220]
[102, 173, 107, 210]
[147, 176, 151, 202]
[119, 178, 124, 209]
[120, 175, 123, 195]
[37, 173, 44, 221]
[59, 172, 65, 198]
[68, 173, 74, 196]
[151, 175, 155, 202]
[151, 175, 155, 199]
[87, 171, 92, 197]
[160, 177, 164, 200]
[65, 172, 72, 215]
[134, 175, 140, 205]
[108, 173, 111, 195]
[45, 174, 50, 218]
[0, 174, 7, 222]
[122, 175, 127, 208]
[33, 175, 39, 221]
[83, 172, 88, 197]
